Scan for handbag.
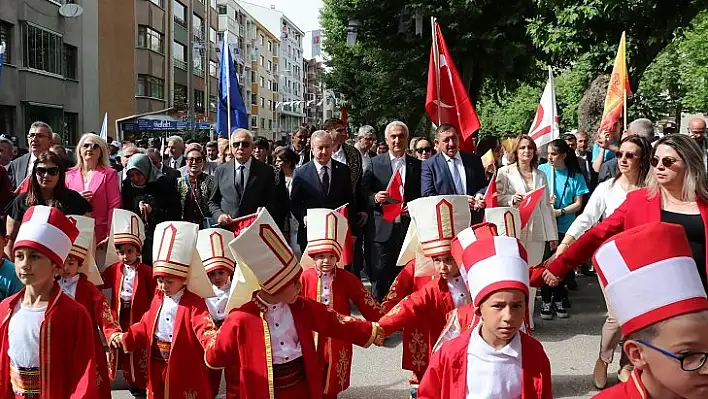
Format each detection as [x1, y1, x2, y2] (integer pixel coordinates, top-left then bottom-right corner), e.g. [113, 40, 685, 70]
[183, 175, 213, 229]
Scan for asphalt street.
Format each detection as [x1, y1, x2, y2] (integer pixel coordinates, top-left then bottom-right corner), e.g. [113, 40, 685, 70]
[112, 274, 614, 398]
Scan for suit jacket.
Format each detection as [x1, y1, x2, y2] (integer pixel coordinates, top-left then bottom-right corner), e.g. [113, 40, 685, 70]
[179, 161, 217, 177]
[208, 158, 283, 227]
[6, 152, 32, 190]
[290, 160, 354, 245]
[289, 144, 312, 168]
[421, 151, 487, 198]
[363, 153, 422, 242]
[598, 157, 618, 183]
[160, 164, 182, 182]
[65, 165, 122, 243]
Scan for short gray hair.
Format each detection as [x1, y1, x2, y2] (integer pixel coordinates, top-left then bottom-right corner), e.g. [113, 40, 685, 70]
[0, 137, 13, 149]
[385, 121, 409, 139]
[30, 121, 53, 134]
[230, 128, 254, 141]
[310, 130, 331, 143]
[167, 135, 184, 146]
[358, 125, 375, 137]
[628, 118, 655, 141]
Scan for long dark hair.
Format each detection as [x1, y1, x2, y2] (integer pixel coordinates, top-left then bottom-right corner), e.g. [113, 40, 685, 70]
[548, 139, 581, 177]
[26, 151, 70, 207]
[615, 135, 652, 187]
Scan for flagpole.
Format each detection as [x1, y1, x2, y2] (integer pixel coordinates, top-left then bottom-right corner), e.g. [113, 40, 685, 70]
[225, 33, 232, 137]
[623, 88, 628, 131]
[431, 16, 442, 126]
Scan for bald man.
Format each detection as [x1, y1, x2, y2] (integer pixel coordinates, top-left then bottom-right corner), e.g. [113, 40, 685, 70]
[689, 117, 707, 170]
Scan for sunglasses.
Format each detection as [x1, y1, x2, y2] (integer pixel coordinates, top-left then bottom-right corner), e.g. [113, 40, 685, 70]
[36, 166, 60, 176]
[187, 157, 203, 163]
[416, 147, 432, 154]
[231, 141, 251, 149]
[615, 151, 636, 160]
[28, 133, 49, 140]
[651, 157, 679, 168]
[82, 143, 100, 150]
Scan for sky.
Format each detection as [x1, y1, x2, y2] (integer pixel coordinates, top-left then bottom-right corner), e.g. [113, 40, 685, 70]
[249, 0, 324, 59]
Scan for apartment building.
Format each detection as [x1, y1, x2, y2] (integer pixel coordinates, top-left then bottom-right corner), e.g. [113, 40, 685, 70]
[250, 21, 279, 138]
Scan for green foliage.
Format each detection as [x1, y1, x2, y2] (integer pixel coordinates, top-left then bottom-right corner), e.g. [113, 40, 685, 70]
[679, 11, 708, 112]
[478, 83, 541, 136]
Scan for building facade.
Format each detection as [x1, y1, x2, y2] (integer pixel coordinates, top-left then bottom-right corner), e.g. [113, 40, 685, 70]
[251, 21, 279, 139]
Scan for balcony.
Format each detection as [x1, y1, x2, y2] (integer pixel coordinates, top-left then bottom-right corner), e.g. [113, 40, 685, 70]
[218, 15, 236, 34]
[174, 58, 187, 70]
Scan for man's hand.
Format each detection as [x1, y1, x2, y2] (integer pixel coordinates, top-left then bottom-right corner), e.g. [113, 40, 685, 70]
[542, 270, 559, 287]
[109, 333, 126, 351]
[512, 193, 524, 206]
[138, 201, 152, 217]
[303, 216, 308, 227]
[357, 212, 368, 227]
[474, 193, 486, 210]
[217, 214, 233, 226]
[374, 191, 389, 204]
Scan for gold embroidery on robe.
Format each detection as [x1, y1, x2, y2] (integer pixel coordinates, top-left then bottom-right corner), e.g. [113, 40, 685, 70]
[410, 330, 427, 371]
[335, 348, 349, 390]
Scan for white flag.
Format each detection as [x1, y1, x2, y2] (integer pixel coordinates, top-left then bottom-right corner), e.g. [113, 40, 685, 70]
[528, 66, 559, 148]
[99, 113, 108, 141]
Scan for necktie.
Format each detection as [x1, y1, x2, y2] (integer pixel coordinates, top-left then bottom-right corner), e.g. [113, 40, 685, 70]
[321, 165, 330, 195]
[450, 158, 464, 195]
[236, 165, 245, 196]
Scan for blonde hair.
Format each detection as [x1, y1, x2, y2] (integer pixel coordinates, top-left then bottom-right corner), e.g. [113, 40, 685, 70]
[647, 134, 708, 203]
[75, 133, 110, 171]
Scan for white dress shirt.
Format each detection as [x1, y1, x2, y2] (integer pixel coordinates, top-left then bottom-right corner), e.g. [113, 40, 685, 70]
[361, 152, 371, 172]
[234, 158, 252, 188]
[205, 281, 231, 322]
[8, 302, 46, 368]
[58, 274, 81, 299]
[314, 160, 333, 187]
[120, 263, 138, 301]
[155, 289, 184, 342]
[332, 146, 347, 165]
[320, 271, 334, 306]
[447, 276, 471, 309]
[263, 302, 302, 364]
[389, 152, 406, 184]
[466, 325, 522, 399]
[170, 155, 184, 169]
[566, 179, 628, 239]
[442, 152, 467, 194]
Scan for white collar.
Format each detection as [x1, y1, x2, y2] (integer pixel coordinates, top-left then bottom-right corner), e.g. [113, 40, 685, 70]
[60, 274, 81, 285]
[213, 280, 232, 297]
[388, 151, 405, 162]
[166, 288, 186, 303]
[442, 151, 462, 163]
[469, 324, 521, 358]
[235, 158, 253, 170]
[314, 160, 333, 171]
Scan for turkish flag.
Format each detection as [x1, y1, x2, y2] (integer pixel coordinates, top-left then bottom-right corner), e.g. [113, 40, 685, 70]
[425, 22, 480, 153]
[483, 172, 498, 209]
[231, 211, 260, 237]
[335, 204, 353, 266]
[518, 186, 546, 229]
[340, 106, 348, 126]
[14, 176, 30, 195]
[382, 169, 404, 223]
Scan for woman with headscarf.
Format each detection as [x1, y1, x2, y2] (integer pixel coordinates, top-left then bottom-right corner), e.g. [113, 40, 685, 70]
[121, 153, 180, 264]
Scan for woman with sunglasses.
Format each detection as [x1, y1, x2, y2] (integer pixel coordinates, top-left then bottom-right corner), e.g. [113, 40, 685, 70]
[548, 133, 708, 300]
[4, 151, 91, 258]
[496, 135, 558, 329]
[176, 143, 215, 228]
[411, 137, 434, 160]
[554, 135, 652, 388]
[65, 133, 122, 244]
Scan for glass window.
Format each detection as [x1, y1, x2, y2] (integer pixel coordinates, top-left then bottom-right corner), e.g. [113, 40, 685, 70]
[267, 60, 272, 72]
[268, 40, 272, 52]
[193, 14, 203, 38]
[209, 60, 218, 77]
[150, 0, 163, 7]
[194, 90, 205, 113]
[174, 84, 187, 109]
[137, 26, 164, 53]
[268, 119, 273, 129]
[173, 41, 186, 69]
[250, 71, 256, 83]
[260, 118, 265, 128]
[250, 93, 257, 105]
[260, 97, 265, 107]
[209, 95, 217, 113]
[250, 116, 257, 128]
[217, 5, 226, 14]
[259, 55, 264, 66]
[260, 35, 264, 46]
[173, 1, 186, 26]
[62, 44, 77, 79]
[0, 21, 12, 64]
[137, 75, 164, 99]
[209, 27, 217, 44]
[260, 76, 264, 87]
[22, 23, 63, 75]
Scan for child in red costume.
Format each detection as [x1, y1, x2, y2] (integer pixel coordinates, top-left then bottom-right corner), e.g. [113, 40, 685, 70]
[590, 222, 708, 399]
[418, 234, 552, 399]
[101, 209, 154, 396]
[299, 208, 385, 398]
[205, 208, 385, 399]
[0, 205, 98, 398]
[58, 215, 122, 399]
[112, 221, 218, 399]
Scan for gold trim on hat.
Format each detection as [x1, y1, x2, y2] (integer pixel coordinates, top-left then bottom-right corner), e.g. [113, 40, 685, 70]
[203, 258, 235, 273]
[153, 261, 190, 279]
[436, 200, 455, 240]
[259, 224, 300, 293]
[113, 233, 143, 249]
[69, 245, 89, 261]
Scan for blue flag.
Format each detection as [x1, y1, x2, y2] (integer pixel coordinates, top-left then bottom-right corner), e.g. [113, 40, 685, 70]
[217, 35, 248, 138]
[0, 42, 5, 83]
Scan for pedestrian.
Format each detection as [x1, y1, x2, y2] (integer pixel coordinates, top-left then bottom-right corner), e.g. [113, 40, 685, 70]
[7, 121, 53, 191]
[101, 209, 153, 397]
[0, 206, 98, 397]
[417, 235, 552, 399]
[111, 222, 217, 399]
[204, 208, 384, 399]
[176, 143, 215, 228]
[166, 136, 186, 169]
[288, 127, 311, 167]
[299, 208, 385, 399]
[57, 215, 121, 399]
[412, 137, 434, 161]
[591, 222, 708, 399]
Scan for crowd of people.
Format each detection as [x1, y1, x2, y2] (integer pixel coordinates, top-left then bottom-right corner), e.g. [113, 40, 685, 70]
[0, 115, 705, 399]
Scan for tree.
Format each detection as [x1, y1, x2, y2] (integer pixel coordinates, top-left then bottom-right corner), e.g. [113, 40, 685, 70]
[679, 10, 708, 113]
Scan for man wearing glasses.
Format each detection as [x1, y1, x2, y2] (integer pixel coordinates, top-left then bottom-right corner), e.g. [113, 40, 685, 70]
[208, 128, 283, 230]
[7, 121, 52, 191]
[688, 117, 707, 172]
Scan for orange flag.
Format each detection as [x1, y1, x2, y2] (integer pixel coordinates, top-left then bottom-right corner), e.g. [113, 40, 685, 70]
[598, 32, 631, 134]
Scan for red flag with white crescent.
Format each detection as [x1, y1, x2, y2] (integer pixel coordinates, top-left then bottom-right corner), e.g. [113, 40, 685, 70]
[528, 67, 559, 148]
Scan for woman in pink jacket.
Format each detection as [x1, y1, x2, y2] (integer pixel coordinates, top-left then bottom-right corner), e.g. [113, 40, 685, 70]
[65, 133, 122, 243]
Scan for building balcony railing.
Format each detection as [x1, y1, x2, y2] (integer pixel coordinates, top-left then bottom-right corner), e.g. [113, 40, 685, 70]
[174, 58, 187, 70]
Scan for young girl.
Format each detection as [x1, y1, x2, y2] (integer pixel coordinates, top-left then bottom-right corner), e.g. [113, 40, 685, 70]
[418, 234, 552, 399]
[299, 208, 385, 398]
[112, 221, 217, 399]
[58, 215, 121, 399]
[0, 205, 98, 398]
[196, 227, 236, 396]
[101, 209, 154, 396]
[205, 208, 384, 399]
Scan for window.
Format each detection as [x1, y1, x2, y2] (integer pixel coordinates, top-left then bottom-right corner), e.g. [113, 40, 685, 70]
[260, 76, 264, 87]
[137, 26, 164, 53]
[63, 112, 78, 144]
[173, 41, 186, 69]
[250, 71, 256, 84]
[267, 60, 272, 72]
[209, 60, 218, 77]
[194, 90, 205, 113]
[193, 44, 203, 74]
[260, 35, 264, 47]
[273, 63, 277, 74]
[259, 55, 264, 67]
[209, 27, 217, 44]
[217, 5, 226, 14]
[268, 100, 272, 110]
[250, 116, 257, 128]
[62, 44, 77, 79]
[260, 97, 265, 107]
[137, 75, 164, 99]
[22, 23, 62, 75]
[150, 0, 163, 6]
[261, 118, 265, 129]
[193, 14, 203, 38]
[173, 1, 186, 26]
[268, 119, 273, 129]
[250, 93, 257, 105]
[0, 21, 12, 64]
[174, 84, 187, 109]
[210, 0, 217, 9]
[209, 95, 217, 113]
[268, 40, 272, 52]
[267, 80, 272, 90]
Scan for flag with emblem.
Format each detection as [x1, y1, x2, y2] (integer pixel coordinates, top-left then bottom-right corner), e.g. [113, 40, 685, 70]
[483, 171, 498, 209]
[518, 186, 546, 229]
[382, 168, 404, 223]
[599, 32, 631, 134]
[528, 66, 559, 148]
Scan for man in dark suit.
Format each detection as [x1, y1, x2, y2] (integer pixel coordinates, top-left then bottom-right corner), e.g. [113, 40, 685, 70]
[290, 130, 354, 251]
[363, 121, 422, 300]
[288, 126, 311, 168]
[421, 124, 487, 209]
[208, 128, 283, 229]
[146, 148, 181, 182]
[7, 121, 53, 190]
[598, 118, 655, 183]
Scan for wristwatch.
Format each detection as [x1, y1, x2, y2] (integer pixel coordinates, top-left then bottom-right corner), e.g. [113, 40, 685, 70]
[560, 208, 567, 216]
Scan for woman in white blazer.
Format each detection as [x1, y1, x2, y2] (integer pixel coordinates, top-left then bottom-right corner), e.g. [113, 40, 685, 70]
[496, 135, 558, 329]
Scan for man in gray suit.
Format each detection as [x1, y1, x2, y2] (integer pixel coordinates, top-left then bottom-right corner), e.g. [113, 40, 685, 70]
[598, 118, 655, 183]
[7, 121, 53, 190]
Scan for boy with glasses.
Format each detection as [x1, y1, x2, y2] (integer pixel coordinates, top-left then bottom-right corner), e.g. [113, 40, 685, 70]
[593, 222, 708, 398]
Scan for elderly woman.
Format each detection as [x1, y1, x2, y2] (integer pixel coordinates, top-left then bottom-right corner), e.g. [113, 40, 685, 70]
[176, 143, 215, 228]
[65, 133, 122, 244]
[121, 153, 180, 264]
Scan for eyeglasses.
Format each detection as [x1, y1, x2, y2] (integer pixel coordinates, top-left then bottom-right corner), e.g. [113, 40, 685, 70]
[27, 133, 49, 140]
[36, 166, 60, 177]
[82, 143, 100, 150]
[231, 141, 251, 149]
[187, 157, 203, 164]
[416, 147, 432, 154]
[636, 340, 708, 372]
[651, 156, 679, 168]
[615, 151, 636, 160]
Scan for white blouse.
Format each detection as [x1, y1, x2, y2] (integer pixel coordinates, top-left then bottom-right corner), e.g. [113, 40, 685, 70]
[120, 263, 138, 301]
[565, 179, 628, 239]
[263, 302, 302, 364]
[8, 303, 47, 368]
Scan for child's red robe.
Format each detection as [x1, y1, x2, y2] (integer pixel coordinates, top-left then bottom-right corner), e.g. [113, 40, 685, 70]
[592, 369, 646, 398]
